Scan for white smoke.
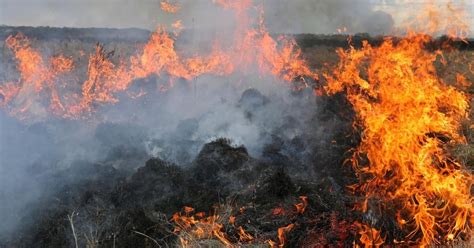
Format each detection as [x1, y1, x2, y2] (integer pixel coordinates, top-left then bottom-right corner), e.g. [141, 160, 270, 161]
[1, 0, 395, 34]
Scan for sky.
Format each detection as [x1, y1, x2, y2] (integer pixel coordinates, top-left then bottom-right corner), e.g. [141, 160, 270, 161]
[0, 0, 473, 35]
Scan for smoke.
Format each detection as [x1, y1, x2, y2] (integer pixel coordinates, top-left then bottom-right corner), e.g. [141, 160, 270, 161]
[0, 71, 326, 238]
[0, 0, 388, 241]
[0, 0, 165, 29]
[263, 0, 394, 35]
[1, 0, 394, 34]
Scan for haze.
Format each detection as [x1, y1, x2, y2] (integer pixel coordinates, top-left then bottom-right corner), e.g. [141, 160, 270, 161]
[1, 0, 472, 35]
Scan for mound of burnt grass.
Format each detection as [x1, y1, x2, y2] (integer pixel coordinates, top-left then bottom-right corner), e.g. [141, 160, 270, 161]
[1, 135, 361, 247]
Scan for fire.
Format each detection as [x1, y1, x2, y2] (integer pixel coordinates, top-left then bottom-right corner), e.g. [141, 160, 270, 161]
[171, 20, 184, 35]
[1, 1, 471, 246]
[0, 82, 19, 108]
[325, 1, 473, 246]
[2, 33, 74, 118]
[213, 0, 318, 87]
[0, 0, 315, 120]
[172, 203, 303, 247]
[67, 44, 131, 117]
[172, 206, 233, 247]
[267, 223, 295, 248]
[325, 33, 472, 246]
[160, 1, 180, 14]
[294, 196, 308, 214]
[238, 226, 254, 243]
[172, 206, 257, 247]
[354, 222, 385, 248]
[398, 0, 470, 40]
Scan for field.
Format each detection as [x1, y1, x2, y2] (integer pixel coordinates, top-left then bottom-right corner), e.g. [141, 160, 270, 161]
[0, 26, 472, 247]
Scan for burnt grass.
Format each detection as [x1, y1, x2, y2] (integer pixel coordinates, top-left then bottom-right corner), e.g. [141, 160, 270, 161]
[0, 92, 360, 247]
[0, 92, 359, 247]
[2, 133, 358, 247]
[0, 26, 473, 247]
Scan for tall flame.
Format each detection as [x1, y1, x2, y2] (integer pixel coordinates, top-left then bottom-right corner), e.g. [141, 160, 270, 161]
[325, 31, 472, 248]
[326, 1, 472, 245]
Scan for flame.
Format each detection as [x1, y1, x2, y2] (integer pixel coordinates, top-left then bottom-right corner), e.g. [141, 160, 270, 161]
[67, 44, 130, 117]
[213, 0, 318, 86]
[398, 0, 471, 40]
[172, 204, 303, 247]
[0, 82, 19, 108]
[2, 34, 74, 118]
[160, 1, 180, 14]
[0, 1, 315, 120]
[172, 206, 256, 246]
[294, 196, 308, 214]
[2, 1, 471, 246]
[268, 223, 295, 248]
[354, 222, 385, 248]
[172, 206, 233, 247]
[238, 226, 254, 243]
[171, 20, 184, 35]
[325, 33, 472, 246]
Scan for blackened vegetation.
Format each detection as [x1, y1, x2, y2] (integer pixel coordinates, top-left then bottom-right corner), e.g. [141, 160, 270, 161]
[1, 26, 472, 50]
[295, 33, 474, 51]
[1, 26, 448, 247]
[0, 91, 362, 247]
[0, 26, 149, 43]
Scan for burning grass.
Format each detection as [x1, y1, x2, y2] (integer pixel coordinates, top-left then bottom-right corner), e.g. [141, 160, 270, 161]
[325, 34, 472, 246]
[0, 1, 473, 247]
[0, 28, 472, 247]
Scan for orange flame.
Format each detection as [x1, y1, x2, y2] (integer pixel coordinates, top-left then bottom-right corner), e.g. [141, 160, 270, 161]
[398, 0, 471, 40]
[2, 34, 74, 118]
[238, 226, 254, 243]
[172, 206, 256, 246]
[354, 222, 385, 248]
[172, 207, 233, 247]
[160, 1, 180, 14]
[325, 34, 472, 246]
[1, 1, 315, 120]
[268, 223, 295, 248]
[294, 196, 308, 214]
